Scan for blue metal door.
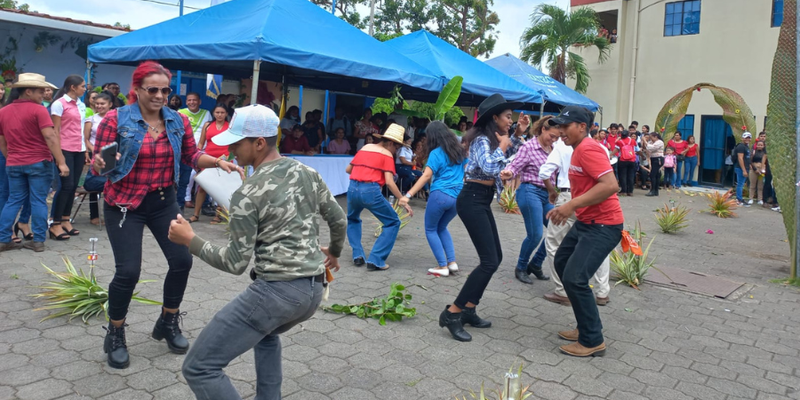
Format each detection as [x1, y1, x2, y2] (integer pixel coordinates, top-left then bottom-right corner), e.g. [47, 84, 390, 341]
[699, 116, 734, 186]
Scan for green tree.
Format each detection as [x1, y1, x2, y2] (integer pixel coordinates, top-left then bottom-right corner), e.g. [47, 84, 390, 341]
[375, 0, 430, 35]
[0, 0, 30, 11]
[519, 4, 610, 93]
[432, 0, 499, 58]
[309, 0, 367, 29]
[113, 22, 131, 30]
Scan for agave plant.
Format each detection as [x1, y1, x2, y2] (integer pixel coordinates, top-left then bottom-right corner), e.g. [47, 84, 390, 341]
[654, 202, 690, 233]
[609, 221, 667, 290]
[32, 256, 161, 323]
[706, 190, 738, 218]
[374, 198, 413, 237]
[455, 362, 532, 400]
[499, 185, 520, 214]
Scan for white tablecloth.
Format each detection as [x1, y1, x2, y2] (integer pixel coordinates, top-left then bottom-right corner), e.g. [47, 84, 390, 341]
[286, 155, 353, 196]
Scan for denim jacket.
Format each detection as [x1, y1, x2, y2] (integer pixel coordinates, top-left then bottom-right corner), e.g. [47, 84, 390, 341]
[107, 105, 186, 184]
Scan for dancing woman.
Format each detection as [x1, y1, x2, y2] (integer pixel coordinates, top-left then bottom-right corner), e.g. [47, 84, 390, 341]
[92, 61, 241, 369]
[398, 121, 464, 276]
[439, 94, 523, 342]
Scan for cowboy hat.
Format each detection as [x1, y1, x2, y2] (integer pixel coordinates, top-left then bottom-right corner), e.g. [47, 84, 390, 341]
[475, 94, 523, 127]
[376, 123, 405, 145]
[11, 73, 57, 89]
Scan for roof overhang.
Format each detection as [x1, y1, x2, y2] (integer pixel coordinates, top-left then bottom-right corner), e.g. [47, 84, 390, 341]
[0, 10, 126, 38]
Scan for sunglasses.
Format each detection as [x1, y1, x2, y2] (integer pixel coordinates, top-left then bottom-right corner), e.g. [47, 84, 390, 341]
[141, 86, 172, 96]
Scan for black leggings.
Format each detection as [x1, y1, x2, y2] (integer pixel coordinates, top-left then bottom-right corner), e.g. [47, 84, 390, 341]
[453, 182, 502, 309]
[52, 151, 85, 223]
[617, 161, 636, 194]
[105, 186, 193, 320]
[649, 157, 664, 194]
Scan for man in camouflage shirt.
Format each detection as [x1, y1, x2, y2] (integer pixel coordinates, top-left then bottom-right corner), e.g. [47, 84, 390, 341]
[168, 105, 346, 400]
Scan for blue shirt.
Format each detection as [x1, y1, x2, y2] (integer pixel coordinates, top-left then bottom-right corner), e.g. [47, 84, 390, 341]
[426, 147, 465, 198]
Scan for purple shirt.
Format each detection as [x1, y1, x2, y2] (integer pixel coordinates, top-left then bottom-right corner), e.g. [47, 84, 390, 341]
[506, 137, 554, 188]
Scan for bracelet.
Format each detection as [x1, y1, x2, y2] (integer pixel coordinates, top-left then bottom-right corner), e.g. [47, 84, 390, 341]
[215, 156, 222, 168]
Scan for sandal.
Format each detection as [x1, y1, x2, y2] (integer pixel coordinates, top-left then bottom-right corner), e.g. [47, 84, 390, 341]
[188, 216, 200, 223]
[49, 227, 70, 241]
[209, 217, 223, 225]
[11, 235, 21, 244]
[62, 226, 80, 236]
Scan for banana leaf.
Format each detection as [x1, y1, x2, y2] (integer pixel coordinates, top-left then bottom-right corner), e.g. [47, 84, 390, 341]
[433, 76, 463, 121]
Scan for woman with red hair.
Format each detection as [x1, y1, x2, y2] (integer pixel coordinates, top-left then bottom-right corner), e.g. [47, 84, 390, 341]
[92, 61, 242, 369]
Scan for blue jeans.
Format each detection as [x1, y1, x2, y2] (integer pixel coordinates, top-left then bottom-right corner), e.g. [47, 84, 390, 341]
[664, 167, 675, 188]
[0, 161, 53, 242]
[84, 174, 107, 220]
[183, 277, 323, 400]
[735, 167, 747, 202]
[346, 181, 400, 268]
[683, 156, 697, 185]
[0, 152, 28, 224]
[424, 190, 458, 267]
[396, 165, 422, 192]
[674, 159, 684, 188]
[515, 183, 551, 271]
[177, 163, 192, 207]
[555, 221, 622, 348]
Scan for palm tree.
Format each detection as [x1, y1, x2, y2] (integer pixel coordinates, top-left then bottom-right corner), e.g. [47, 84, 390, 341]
[519, 4, 611, 93]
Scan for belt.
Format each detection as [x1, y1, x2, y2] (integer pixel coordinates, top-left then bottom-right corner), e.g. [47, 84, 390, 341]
[250, 269, 325, 282]
[558, 188, 571, 192]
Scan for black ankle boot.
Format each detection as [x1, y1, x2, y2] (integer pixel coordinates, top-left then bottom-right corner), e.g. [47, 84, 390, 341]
[526, 263, 551, 281]
[152, 309, 190, 354]
[439, 306, 472, 342]
[103, 322, 130, 369]
[461, 307, 492, 328]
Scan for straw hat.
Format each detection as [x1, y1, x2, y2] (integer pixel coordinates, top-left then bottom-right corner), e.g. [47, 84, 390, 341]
[11, 73, 57, 89]
[376, 123, 405, 144]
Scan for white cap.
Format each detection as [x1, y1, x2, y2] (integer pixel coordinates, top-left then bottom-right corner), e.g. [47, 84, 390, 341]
[212, 105, 280, 146]
[742, 131, 752, 139]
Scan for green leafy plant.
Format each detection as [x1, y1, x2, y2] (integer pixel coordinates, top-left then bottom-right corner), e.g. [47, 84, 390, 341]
[374, 198, 413, 237]
[610, 221, 667, 290]
[32, 256, 161, 323]
[654, 201, 690, 233]
[323, 282, 416, 325]
[706, 190, 738, 218]
[498, 185, 520, 214]
[455, 362, 533, 400]
[396, 76, 464, 122]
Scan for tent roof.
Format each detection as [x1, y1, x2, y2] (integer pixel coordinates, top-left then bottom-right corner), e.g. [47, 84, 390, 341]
[385, 31, 542, 107]
[87, 0, 445, 100]
[485, 53, 599, 112]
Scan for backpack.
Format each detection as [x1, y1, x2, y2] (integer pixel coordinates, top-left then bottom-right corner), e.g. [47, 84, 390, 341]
[619, 138, 636, 162]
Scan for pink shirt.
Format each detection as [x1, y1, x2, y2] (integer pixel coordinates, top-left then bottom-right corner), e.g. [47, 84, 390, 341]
[51, 96, 87, 152]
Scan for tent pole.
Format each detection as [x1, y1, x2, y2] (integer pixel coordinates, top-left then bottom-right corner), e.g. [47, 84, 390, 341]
[539, 101, 546, 120]
[83, 59, 92, 102]
[250, 60, 261, 105]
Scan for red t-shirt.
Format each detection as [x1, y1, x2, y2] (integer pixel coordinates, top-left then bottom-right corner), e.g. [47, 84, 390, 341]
[203, 121, 230, 158]
[605, 134, 617, 152]
[667, 139, 688, 155]
[569, 138, 624, 225]
[280, 135, 311, 154]
[685, 143, 698, 157]
[349, 148, 396, 186]
[0, 100, 55, 166]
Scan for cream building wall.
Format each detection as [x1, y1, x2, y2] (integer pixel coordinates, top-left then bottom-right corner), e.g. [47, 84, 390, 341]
[570, 0, 780, 184]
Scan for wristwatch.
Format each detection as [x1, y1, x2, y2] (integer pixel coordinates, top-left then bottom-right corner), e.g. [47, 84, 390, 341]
[404, 193, 413, 199]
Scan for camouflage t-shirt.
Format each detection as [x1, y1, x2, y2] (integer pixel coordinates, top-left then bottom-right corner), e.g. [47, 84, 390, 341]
[189, 157, 347, 281]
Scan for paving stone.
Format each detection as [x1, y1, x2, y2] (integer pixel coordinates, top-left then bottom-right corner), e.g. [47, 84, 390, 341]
[98, 388, 154, 400]
[15, 378, 72, 400]
[530, 380, 578, 400]
[561, 375, 613, 398]
[705, 377, 758, 398]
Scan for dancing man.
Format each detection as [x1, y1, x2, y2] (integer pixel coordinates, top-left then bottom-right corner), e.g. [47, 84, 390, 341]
[168, 105, 347, 399]
[545, 106, 624, 357]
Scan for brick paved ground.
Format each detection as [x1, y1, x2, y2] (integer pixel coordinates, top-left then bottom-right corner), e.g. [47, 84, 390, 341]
[1, 186, 799, 400]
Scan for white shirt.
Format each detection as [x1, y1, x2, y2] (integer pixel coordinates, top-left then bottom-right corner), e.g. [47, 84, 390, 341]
[397, 146, 414, 165]
[539, 139, 572, 189]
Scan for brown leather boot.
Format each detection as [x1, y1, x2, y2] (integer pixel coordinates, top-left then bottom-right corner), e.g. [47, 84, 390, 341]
[558, 328, 579, 341]
[544, 292, 571, 306]
[559, 341, 606, 357]
[595, 296, 610, 306]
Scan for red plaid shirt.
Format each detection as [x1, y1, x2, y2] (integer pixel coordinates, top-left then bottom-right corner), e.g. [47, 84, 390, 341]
[94, 109, 202, 210]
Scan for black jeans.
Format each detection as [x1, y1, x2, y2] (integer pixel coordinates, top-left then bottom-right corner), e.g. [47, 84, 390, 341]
[453, 182, 501, 309]
[554, 221, 622, 348]
[638, 166, 650, 188]
[105, 186, 193, 320]
[83, 174, 107, 220]
[52, 151, 85, 223]
[649, 157, 663, 194]
[617, 161, 636, 195]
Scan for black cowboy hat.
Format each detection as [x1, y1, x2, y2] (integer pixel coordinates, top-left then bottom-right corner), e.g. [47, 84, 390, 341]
[475, 94, 524, 127]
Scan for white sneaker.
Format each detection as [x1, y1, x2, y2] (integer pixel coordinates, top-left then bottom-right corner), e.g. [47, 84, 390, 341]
[747, 199, 754, 205]
[772, 206, 782, 213]
[447, 262, 459, 273]
[428, 267, 450, 277]
[758, 200, 764, 205]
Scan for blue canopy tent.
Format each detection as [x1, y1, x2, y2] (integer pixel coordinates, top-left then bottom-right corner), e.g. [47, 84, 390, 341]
[87, 0, 445, 103]
[384, 31, 542, 107]
[485, 53, 599, 112]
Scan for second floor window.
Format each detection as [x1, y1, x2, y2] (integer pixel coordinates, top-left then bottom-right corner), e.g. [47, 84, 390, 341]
[665, 0, 701, 37]
[773, 0, 784, 27]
